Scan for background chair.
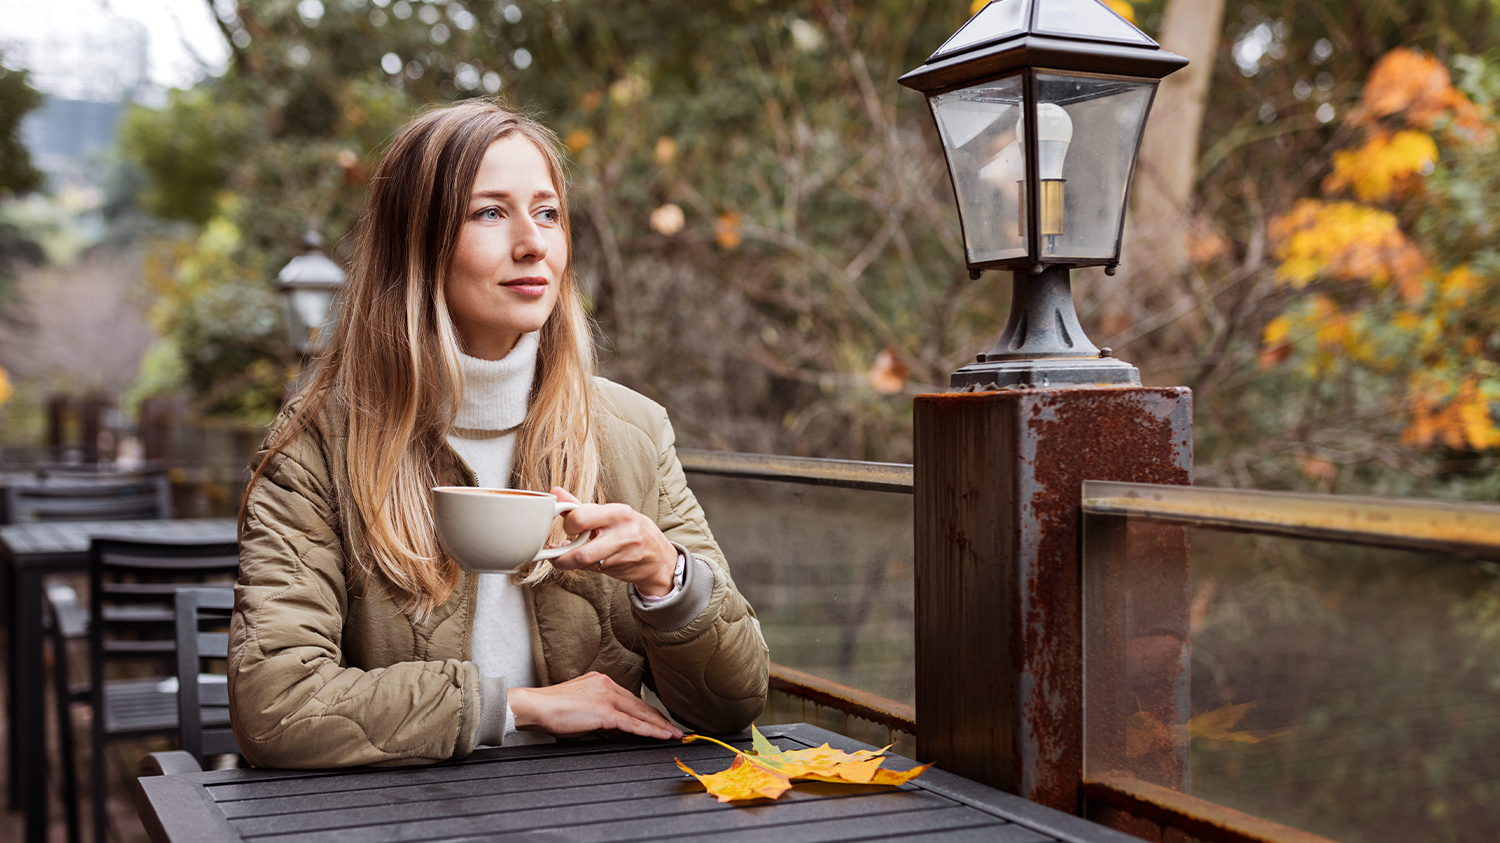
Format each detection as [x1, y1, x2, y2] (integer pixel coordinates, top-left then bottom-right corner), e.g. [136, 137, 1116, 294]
[138, 587, 239, 777]
[5, 472, 171, 524]
[57, 537, 238, 843]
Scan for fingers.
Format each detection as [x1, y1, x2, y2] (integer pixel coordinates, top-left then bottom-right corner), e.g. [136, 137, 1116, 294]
[509, 672, 683, 741]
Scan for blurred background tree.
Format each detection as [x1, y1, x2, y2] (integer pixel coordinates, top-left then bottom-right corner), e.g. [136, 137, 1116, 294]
[0, 56, 46, 304]
[104, 0, 1500, 492]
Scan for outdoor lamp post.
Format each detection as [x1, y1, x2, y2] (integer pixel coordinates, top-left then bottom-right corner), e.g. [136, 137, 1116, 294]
[906, 0, 1195, 813]
[276, 227, 345, 356]
[899, 0, 1187, 390]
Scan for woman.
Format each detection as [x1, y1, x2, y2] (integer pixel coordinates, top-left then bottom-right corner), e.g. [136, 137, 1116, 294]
[229, 100, 769, 769]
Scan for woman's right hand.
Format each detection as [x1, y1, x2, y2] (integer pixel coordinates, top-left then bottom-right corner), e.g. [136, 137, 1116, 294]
[508, 672, 683, 741]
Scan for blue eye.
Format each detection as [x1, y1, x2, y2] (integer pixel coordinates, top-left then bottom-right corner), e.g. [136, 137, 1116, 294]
[536, 208, 559, 224]
[477, 207, 500, 220]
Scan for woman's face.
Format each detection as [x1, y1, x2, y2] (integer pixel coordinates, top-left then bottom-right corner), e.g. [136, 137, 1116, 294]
[446, 135, 569, 360]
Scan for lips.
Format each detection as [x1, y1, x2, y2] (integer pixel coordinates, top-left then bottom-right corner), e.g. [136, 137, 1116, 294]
[500, 276, 549, 296]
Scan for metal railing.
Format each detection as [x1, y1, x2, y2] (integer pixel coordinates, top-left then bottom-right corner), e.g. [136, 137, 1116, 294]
[761, 663, 917, 757]
[680, 449, 916, 752]
[1080, 480, 1500, 843]
[677, 448, 913, 494]
[1082, 480, 1500, 556]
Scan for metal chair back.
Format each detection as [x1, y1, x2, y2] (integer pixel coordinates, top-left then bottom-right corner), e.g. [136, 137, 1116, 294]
[85, 537, 238, 842]
[174, 587, 238, 765]
[6, 472, 171, 523]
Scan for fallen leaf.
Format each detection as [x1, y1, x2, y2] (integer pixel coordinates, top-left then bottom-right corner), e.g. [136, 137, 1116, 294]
[677, 726, 930, 802]
[675, 755, 791, 802]
[1188, 702, 1291, 744]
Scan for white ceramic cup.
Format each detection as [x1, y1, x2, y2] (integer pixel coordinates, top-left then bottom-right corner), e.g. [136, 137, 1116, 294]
[431, 487, 593, 574]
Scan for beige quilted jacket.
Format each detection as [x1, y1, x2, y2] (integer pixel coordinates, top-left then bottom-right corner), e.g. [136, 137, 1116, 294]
[229, 379, 769, 769]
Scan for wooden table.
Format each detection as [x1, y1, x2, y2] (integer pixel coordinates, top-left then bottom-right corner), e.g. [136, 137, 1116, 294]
[137, 723, 1136, 843]
[2, 517, 238, 843]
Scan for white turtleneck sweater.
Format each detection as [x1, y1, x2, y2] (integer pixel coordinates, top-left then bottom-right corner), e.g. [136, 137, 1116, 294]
[448, 332, 687, 747]
[447, 332, 550, 747]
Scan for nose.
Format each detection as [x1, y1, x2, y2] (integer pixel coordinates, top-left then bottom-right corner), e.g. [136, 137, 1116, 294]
[512, 217, 547, 263]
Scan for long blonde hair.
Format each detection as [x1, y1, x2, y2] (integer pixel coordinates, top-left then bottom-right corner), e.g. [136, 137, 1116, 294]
[243, 101, 599, 618]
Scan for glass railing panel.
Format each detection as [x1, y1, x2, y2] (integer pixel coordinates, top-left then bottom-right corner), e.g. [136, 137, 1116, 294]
[688, 472, 915, 708]
[1083, 485, 1500, 842]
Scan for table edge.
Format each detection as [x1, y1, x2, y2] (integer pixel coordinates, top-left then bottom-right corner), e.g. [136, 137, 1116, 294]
[135, 723, 1141, 843]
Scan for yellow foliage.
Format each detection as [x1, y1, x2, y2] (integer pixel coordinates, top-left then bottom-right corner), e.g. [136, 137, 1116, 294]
[1308, 295, 1354, 356]
[1322, 130, 1437, 202]
[1262, 314, 1292, 347]
[1346, 48, 1485, 136]
[1438, 264, 1476, 307]
[1403, 376, 1500, 451]
[0, 366, 12, 408]
[1270, 200, 1428, 300]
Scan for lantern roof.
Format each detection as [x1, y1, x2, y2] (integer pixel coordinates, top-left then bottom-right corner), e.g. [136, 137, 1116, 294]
[277, 229, 346, 290]
[899, 0, 1187, 94]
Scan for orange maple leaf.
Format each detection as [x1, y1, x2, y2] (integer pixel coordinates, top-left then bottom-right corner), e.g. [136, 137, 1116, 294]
[675, 754, 792, 802]
[676, 726, 930, 801]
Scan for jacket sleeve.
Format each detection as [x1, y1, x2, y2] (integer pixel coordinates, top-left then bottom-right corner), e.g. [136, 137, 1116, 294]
[228, 429, 488, 769]
[629, 408, 770, 735]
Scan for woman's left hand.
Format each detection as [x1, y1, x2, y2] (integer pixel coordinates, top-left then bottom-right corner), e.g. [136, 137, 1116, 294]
[548, 488, 678, 597]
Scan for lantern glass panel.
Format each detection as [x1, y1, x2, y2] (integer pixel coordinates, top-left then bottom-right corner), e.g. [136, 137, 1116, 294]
[930, 73, 1028, 265]
[283, 287, 337, 353]
[1034, 71, 1155, 262]
[1033, 0, 1154, 45]
[931, 0, 1029, 61]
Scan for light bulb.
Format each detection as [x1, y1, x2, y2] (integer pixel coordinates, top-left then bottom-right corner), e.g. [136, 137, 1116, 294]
[1033, 103, 1072, 180]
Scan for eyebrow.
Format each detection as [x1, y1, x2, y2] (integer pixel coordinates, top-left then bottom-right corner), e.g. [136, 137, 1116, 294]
[469, 189, 558, 203]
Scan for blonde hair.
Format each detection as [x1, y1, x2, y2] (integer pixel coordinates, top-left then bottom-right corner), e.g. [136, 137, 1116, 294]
[243, 100, 599, 618]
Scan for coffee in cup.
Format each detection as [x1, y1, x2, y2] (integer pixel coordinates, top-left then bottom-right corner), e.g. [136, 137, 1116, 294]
[431, 487, 593, 574]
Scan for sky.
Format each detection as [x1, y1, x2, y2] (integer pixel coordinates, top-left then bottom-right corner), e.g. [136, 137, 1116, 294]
[2, 0, 231, 92]
[111, 0, 231, 88]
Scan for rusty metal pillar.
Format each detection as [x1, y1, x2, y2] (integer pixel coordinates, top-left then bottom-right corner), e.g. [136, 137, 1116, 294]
[914, 386, 1191, 813]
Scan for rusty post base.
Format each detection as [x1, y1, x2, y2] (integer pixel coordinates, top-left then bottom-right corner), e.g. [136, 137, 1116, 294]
[913, 386, 1192, 814]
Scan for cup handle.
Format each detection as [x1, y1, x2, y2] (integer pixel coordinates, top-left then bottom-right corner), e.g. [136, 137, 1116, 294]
[532, 501, 591, 561]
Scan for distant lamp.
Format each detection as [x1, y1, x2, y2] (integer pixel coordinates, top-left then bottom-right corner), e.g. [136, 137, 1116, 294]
[899, 0, 1187, 389]
[276, 228, 345, 354]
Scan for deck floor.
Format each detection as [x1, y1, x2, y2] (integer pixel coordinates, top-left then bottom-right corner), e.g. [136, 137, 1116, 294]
[1, 626, 165, 843]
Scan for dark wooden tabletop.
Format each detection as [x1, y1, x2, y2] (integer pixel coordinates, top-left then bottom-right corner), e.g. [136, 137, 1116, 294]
[0, 517, 238, 565]
[137, 723, 1137, 843]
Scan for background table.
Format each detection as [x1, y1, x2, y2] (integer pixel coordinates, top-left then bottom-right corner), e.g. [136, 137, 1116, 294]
[138, 723, 1137, 843]
[3, 517, 238, 843]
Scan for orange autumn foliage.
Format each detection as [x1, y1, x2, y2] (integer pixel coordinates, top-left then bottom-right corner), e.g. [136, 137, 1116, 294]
[1261, 47, 1500, 454]
[1345, 48, 1485, 137]
[1402, 376, 1500, 451]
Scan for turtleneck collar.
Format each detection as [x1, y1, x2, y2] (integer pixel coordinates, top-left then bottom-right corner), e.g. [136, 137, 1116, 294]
[453, 331, 538, 433]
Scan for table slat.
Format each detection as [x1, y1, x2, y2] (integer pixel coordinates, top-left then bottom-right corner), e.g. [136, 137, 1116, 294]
[241, 791, 974, 843]
[210, 741, 731, 806]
